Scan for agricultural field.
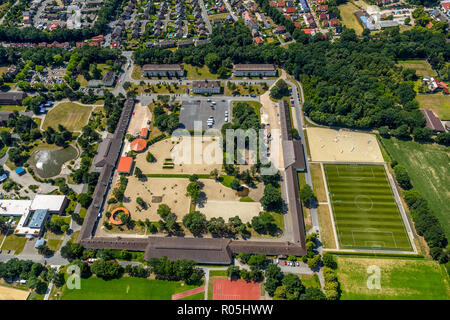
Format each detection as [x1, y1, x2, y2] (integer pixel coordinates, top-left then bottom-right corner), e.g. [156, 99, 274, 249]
[60, 277, 200, 300]
[42, 102, 92, 132]
[396, 60, 437, 77]
[381, 138, 450, 238]
[337, 256, 450, 300]
[338, 2, 363, 35]
[324, 164, 412, 251]
[416, 94, 450, 120]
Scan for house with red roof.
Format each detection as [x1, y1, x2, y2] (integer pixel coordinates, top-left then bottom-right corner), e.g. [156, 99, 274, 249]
[285, 7, 296, 14]
[254, 36, 264, 45]
[277, 1, 286, 7]
[322, 19, 329, 27]
[274, 25, 286, 34]
[269, 1, 277, 6]
[319, 12, 327, 20]
[302, 29, 314, 34]
[318, 5, 328, 11]
[315, 0, 326, 4]
[117, 157, 134, 174]
[294, 21, 301, 28]
[330, 18, 339, 27]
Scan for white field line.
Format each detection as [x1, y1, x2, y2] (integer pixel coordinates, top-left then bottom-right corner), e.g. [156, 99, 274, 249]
[320, 162, 339, 249]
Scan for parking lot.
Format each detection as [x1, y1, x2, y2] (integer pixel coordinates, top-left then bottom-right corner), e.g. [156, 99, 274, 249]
[179, 98, 231, 131]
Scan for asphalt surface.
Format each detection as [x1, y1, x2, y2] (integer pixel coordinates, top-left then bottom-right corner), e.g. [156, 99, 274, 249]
[179, 99, 231, 131]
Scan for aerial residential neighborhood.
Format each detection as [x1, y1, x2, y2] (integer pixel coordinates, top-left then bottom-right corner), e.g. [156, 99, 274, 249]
[0, 0, 448, 307]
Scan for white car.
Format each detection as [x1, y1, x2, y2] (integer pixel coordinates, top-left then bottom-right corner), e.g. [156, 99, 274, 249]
[224, 116, 228, 122]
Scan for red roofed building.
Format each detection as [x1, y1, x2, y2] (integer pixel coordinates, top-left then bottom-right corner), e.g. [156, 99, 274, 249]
[130, 138, 147, 152]
[330, 18, 339, 27]
[294, 21, 301, 28]
[285, 7, 296, 13]
[442, 2, 450, 11]
[315, 0, 326, 4]
[274, 25, 286, 34]
[269, 1, 276, 6]
[117, 157, 134, 174]
[302, 28, 314, 34]
[140, 128, 149, 139]
[111, 42, 119, 47]
[254, 36, 264, 45]
[319, 12, 327, 20]
[277, 1, 285, 7]
[420, 109, 445, 132]
[219, 5, 226, 12]
[322, 19, 329, 27]
[318, 5, 328, 11]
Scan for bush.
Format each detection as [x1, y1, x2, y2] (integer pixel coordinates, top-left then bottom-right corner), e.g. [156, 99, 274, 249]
[393, 165, 412, 190]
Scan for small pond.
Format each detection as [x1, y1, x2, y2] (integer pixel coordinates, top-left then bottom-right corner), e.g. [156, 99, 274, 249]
[29, 145, 78, 178]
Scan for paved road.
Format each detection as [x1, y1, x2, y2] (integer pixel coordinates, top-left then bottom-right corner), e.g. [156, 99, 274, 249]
[223, 0, 238, 21]
[113, 51, 133, 96]
[198, 0, 213, 34]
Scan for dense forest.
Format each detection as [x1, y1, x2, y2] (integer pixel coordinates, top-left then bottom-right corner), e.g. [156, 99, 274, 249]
[134, 21, 449, 132]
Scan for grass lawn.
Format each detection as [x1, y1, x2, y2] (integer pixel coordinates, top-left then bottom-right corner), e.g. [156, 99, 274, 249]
[60, 277, 201, 300]
[183, 64, 219, 80]
[43, 102, 92, 132]
[338, 2, 363, 35]
[225, 84, 267, 96]
[309, 163, 327, 202]
[300, 274, 321, 289]
[134, 83, 187, 95]
[396, 60, 437, 77]
[232, 100, 262, 121]
[219, 175, 234, 188]
[337, 256, 450, 300]
[209, 270, 227, 277]
[416, 94, 450, 120]
[0, 105, 26, 112]
[46, 239, 63, 252]
[324, 164, 412, 251]
[131, 65, 141, 80]
[381, 137, 450, 238]
[0, 234, 27, 254]
[317, 204, 336, 249]
[179, 291, 205, 300]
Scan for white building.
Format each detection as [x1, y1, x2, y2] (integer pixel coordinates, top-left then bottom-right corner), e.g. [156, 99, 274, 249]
[0, 195, 67, 238]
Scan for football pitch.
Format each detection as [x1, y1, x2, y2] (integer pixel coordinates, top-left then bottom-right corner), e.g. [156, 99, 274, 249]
[324, 164, 412, 251]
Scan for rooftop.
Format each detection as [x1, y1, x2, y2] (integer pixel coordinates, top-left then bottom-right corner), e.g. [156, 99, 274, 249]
[117, 156, 133, 173]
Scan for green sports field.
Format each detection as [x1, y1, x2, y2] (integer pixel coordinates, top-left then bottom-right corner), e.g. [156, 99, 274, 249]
[60, 277, 200, 300]
[337, 256, 450, 300]
[324, 164, 412, 251]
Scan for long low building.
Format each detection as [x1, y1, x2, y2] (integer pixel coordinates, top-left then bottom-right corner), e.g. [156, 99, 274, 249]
[0, 92, 27, 105]
[232, 64, 277, 77]
[192, 80, 221, 94]
[141, 64, 185, 77]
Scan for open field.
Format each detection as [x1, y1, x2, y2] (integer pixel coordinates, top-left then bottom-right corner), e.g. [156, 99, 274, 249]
[416, 94, 450, 120]
[381, 138, 450, 238]
[339, 2, 363, 35]
[60, 277, 200, 300]
[43, 102, 92, 132]
[183, 64, 219, 80]
[0, 234, 27, 254]
[126, 102, 151, 137]
[397, 60, 437, 77]
[135, 136, 222, 174]
[123, 177, 191, 222]
[0, 285, 30, 300]
[337, 256, 450, 300]
[307, 128, 383, 163]
[317, 204, 336, 249]
[324, 164, 412, 251]
[309, 163, 327, 202]
[197, 200, 262, 223]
